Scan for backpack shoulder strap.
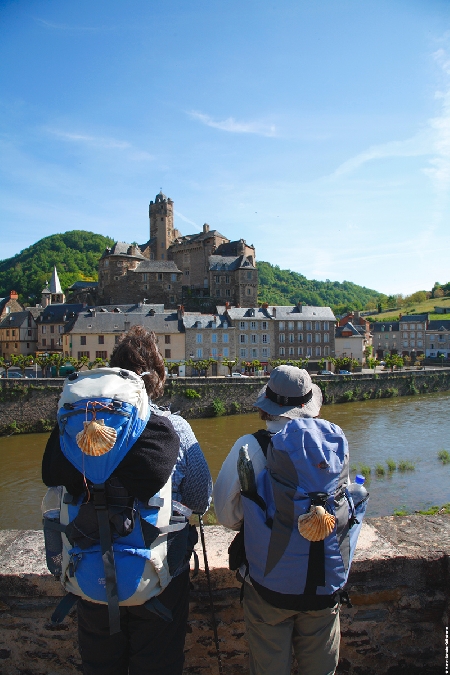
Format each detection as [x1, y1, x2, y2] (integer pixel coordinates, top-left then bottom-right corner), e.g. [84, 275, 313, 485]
[252, 429, 273, 458]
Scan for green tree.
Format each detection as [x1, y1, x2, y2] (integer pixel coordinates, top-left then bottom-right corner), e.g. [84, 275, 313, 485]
[0, 356, 12, 378]
[221, 357, 238, 375]
[10, 353, 33, 375]
[34, 354, 53, 377]
[366, 357, 379, 372]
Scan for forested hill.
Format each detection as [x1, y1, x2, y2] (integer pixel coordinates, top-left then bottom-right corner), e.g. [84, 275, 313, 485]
[0, 231, 383, 312]
[257, 261, 382, 313]
[0, 231, 114, 303]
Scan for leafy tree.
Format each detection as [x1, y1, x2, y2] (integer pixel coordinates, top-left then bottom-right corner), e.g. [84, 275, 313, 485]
[366, 357, 379, 372]
[164, 359, 182, 375]
[0, 356, 12, 377]
[34, 354, 53, 377]
[331, 357, 359, 373]
[384, 354, 403, 372]
[221, 357, 239, 375]
[10, 354, 34, 375]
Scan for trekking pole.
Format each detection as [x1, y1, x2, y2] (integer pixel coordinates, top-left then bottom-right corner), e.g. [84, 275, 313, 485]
[198, 515, 224, 675]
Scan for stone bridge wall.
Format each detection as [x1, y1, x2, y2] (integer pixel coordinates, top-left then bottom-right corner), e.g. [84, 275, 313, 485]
[1, 370, 450, 434]
[0, 516, 448, 674]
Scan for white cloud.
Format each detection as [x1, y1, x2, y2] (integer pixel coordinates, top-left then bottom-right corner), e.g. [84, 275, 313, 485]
[33, 18, 107, 31]
[46, 129, 131, 150]
[174, 210, 200, 231]
[188, 111, 277, 137]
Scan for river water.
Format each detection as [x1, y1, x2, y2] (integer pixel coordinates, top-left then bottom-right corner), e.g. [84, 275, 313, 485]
[1, 392, 449, 529]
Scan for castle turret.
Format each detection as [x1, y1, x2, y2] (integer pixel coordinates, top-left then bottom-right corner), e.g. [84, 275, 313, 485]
[149, 191, 175, 261]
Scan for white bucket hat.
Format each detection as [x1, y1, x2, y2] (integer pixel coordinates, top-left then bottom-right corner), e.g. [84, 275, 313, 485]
[253, 365, 322, 419]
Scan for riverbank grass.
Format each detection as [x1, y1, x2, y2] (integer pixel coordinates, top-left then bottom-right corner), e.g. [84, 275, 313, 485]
[438, 449, 450, 465]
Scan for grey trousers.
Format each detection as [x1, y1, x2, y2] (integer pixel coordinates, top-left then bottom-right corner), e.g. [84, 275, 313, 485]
[243, 583, 340, 675]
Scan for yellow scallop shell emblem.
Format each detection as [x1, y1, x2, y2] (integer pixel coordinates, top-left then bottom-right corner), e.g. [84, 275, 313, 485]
[298, 505, 336, 541]
[76, 419, 117, 456]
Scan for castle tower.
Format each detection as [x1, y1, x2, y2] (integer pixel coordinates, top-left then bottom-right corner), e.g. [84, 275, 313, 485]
[149, 191, 175, 260]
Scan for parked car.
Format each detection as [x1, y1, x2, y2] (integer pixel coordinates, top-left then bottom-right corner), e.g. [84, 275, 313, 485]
[2, 371, 27, 378]
[226, 372, 249, 377]
[338, 370, 351, 375]
[319, 370, 334, 375]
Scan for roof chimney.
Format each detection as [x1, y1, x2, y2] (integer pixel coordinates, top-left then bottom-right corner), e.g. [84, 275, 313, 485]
[297, 302, 302, 312]
[203, 223, 210, 233]
[177, 305, 185, 320]
[272, 307, 276, 318]
[9, 290, 18, 300]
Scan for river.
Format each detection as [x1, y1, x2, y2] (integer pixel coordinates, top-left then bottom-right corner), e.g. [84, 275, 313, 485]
[1, 391, 449, 529]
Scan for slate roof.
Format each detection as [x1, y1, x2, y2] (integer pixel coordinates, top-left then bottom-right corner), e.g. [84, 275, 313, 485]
[335, 322, 363, 338]
[372, 322, 400, 333]
[102, 242, 146, 259]
[182, 312, 229, 329]
[214, 240, 254, 257]
[67, 312, 182, 334]
[270, 305, 336, 321]
[68, 281, 99, 291]
[0, 311, 32, 329]
[428, 320, 450, 331]
[94, 304, 166, 314]
[171, 229, 227, 246]
[135, 260, 181, 273]
[39, 304, 84, 323]
[208, 255, 256, 271]
[224, 307, 272, 322]
[399, 314, 428, 323]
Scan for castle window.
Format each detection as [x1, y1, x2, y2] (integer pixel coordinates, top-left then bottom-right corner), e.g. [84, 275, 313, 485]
[104, 260, 109, 267]
[185, 270, 190, 276]
[143, 273, 148, 281]
[225, 275, 230, 283]
[114, 276, 120, 281]
[247, 271, 252, 280]
[158, 273, 163, 281]
[144, 285, 148, 290]
[168, 284, 171, 290]
[171, 274, 177, 282]
[247, 288, 252, 295]
[324, 322, 329, 330]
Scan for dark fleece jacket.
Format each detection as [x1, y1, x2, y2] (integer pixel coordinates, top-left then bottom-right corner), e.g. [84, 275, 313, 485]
[42, 414, 180, 502]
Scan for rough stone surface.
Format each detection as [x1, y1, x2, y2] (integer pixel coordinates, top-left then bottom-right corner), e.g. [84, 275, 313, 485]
[2, 370, 450, 433]
[0, 518, 448, 674]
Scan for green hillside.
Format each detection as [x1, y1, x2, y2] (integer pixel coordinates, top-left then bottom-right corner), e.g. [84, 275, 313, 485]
[257, 261, 383, 313]
[1, 231, 384, 312]
[0, 231, 114, 303]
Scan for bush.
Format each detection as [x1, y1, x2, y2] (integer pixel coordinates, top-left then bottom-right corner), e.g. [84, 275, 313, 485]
[342, 390, 354, 402]
[417, 503, 450, 515]
[438, 449, 450, 465]
[393, 508, 409, 516]
[398, 460, 415, 471]
[231, 401, 241, 414]
[386, 458, 396, 472]
[375, 464, 385, 476]
[212, 398, 226, 416]
[184, 388, 201, 399]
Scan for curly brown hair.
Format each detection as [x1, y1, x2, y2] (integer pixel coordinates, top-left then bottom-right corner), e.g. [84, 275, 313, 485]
[109, 325, 166, 399]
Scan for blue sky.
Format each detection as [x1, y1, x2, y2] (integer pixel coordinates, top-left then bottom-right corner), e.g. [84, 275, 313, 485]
[1, 0, 450, 296]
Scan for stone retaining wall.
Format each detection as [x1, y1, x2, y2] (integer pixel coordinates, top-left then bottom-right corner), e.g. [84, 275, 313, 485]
[1, 370, 450, 434]
[0, 517, 448, 674]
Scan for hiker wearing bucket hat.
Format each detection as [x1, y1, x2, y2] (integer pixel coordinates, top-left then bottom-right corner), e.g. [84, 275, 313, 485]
[214, 366, 349, 675]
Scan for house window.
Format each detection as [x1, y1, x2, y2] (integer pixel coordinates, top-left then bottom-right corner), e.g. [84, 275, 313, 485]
[324, 322, 329, 330]
[306, 347, 312, 356]
[279, 347, 285, 356]
[6, 330, 9, 337]
[306, 322, 312, 330]
[42, 339, 46, 346]
[288, 321, 294, 330]
[185, 270, 190, 276]
[144, 285, 148, 290]
[165, 349, 171, 358]
[165, 335, 171, 344]
[225, 289, 231, 297]
[307, 334, 312, 343]
[240, 321, 246, 329]
[262, 347, 268, 357]
[251, 321, 256, 329]
[315, 333, 321, 343]
[28, 330, 32, 336]
[279, 333, 285, 343]
[98, 335, 105, 345]
[167, 284, 171, 290]
[316, 346, 321, 356]
[170, 296, 175, 303]
[143, 273, 148, 282]
[222, 333, 229, 343]
[158, 273, 163, 281]
[59, 325, 64, 333]
[80, 336, 87, 345]
[223, 347, 229, 357]
[78, 351, 90, 359]
[196, 348, 203, 358]
[42, 326, 46, 334]
[288, 347, 294, 356]
[298, 334, 303, 342]
[225, 275, 230, 283]
[324, 346, 330, 356]
[171, 274, 177, 282]
[216, 290, 221, 297]
[12, 330, 16, 337]
[251, 348, 258, 358]
[240, 348, 247, 358]
[247, 271, 252, 280]
[315, 322, 320, 330]
[279, 322, 285, 330]
[115, 335, 120, 344]
[251, 334, 257, 343]
[196, 334, 202, 343]
[96, 351, 107, 359]
[212, 348, 218, 357]
[324, 333, 329, 343]
[50, 326, 54, 334]
[215, 275, 220, 283]
[262, 334, 268, 343]
[297, 321, 303, 329]
[298, 347, 303, 355]
[289, 334, 294, 343]
[240, 334, 247, 343]
[212, 334, 218, 343]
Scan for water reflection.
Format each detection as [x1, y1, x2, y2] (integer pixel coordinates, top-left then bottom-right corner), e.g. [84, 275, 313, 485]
[0, 391, 449, 529]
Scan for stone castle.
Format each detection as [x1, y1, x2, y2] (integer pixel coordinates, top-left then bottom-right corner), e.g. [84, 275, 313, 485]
[95, 191, 258, 311]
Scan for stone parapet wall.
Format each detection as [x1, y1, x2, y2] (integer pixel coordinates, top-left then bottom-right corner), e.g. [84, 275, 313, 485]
[0, 517, 448, 674]
[1, 370, 450, 434]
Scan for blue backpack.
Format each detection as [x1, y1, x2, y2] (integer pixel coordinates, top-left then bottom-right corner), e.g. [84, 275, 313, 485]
[241, 417, 368, 610]
[43, 368, 189, 634]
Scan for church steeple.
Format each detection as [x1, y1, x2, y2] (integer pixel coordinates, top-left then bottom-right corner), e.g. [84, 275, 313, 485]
[42, 266, 65, 305]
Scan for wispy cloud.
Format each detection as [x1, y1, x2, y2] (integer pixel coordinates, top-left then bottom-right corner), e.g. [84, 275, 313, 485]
[33, 18, 109, 32]
[188, 111, 277, 137]
[174, 210, 200, 231]
[45, 128, 154, 160]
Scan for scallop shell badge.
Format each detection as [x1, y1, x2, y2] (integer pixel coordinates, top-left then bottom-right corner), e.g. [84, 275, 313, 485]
[76, 419, 117, 456]
[297, 505, 336, 541]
